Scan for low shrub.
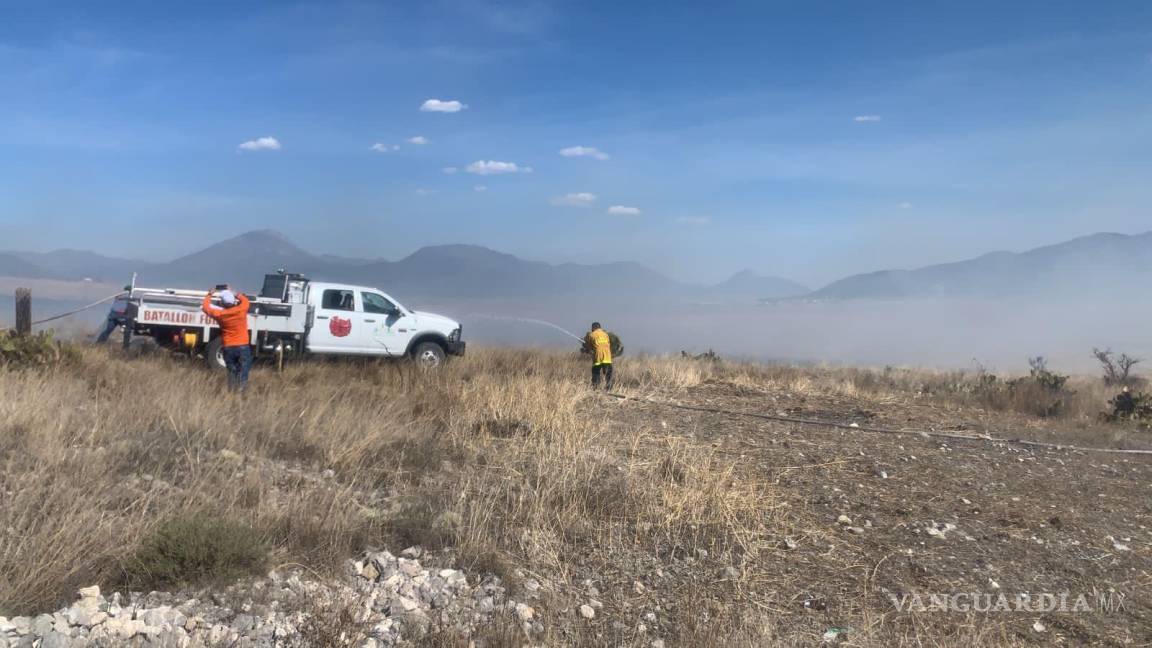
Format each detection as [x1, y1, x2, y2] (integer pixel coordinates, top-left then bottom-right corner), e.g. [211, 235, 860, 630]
[1103, 389, 1152, 423]
[0, 331, 79, 369]
[119, 513, 269, 591]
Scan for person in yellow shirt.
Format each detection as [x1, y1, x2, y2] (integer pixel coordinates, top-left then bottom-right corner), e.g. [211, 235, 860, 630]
[584, 322, 614, 390]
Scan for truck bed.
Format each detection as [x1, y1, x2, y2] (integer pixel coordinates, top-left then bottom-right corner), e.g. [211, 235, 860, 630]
[129, 288, 307, 336]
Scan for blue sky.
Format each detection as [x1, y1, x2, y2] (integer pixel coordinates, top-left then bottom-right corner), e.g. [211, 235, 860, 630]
[1, 1, 1150, 285]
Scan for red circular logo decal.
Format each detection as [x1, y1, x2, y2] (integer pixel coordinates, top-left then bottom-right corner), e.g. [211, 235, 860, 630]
[330, 316, 352, 337]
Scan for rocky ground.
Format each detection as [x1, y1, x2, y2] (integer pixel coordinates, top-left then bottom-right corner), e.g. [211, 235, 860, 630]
[1, 548, 521, 647]
[600, 379, 1152, 645]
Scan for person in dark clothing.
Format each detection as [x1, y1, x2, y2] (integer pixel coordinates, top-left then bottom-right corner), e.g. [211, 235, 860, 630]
[95, 288, 132, 344]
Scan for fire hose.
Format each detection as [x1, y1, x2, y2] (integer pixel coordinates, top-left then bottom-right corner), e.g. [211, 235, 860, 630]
[2, 292, 127, 332]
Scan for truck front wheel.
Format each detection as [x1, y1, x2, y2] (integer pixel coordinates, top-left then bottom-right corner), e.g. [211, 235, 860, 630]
[204, 338, 227, 371]
[412, 341, 446, 369]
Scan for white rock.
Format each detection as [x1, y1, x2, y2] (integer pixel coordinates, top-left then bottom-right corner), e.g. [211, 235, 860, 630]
[33, 615, 54, 635]
[103, 616, 145, 639]
[77, 585, 101, 600]
[1032, 620, 1046, 633]
[836, 515, 852, 525]
[514, 603, 534, 622]
[8, 617, 31, 634]
[141, 606, 184, 630]
[579, 604, 595, 619]
[65, 598, 102, 627]
[39, 631, 73, 648]
[362, 563, 380, 581]
[394, 596, 420, 612]
[398, 559, 422, 577]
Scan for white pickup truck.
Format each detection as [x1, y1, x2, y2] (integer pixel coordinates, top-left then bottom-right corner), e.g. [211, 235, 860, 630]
[121, 271, 465, 369]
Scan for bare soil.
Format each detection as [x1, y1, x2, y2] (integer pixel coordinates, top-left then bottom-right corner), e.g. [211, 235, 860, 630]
[590, 376, 1152, 646]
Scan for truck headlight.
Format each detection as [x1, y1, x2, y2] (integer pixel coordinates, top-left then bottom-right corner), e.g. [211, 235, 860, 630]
[449, 326, 461, 342]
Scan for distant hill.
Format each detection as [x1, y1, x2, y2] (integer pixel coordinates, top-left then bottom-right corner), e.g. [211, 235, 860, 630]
[710, 270, 809, 300]
[0, 253, 49, 279]
[809, 231, 1152, 300]
[14, 249, 153, 283]
[150, 230, 336, 289]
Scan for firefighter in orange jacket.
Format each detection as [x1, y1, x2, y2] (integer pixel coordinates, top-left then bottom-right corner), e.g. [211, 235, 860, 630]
[584, 322, 614, 391]
[202, 287, 252, 390]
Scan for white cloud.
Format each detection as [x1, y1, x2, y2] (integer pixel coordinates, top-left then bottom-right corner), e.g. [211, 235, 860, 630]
[559, 145, 609, 160]
[897, 201, 913, 209]
[371, 142, 401, 152]
[675, 216, 710, 225]
[607, 205, 641, 216]
[415, 188, 435, 196]
[442, 166, 458, 174]
[238, 136, 281, 151]
[407, 136, 428, 145]
[473, 185, 487, 192]
[420, 99, 467, 113]
[465, 160, 533, 175]
[853, 115, 882, 123]
[550, 192, 597, 207]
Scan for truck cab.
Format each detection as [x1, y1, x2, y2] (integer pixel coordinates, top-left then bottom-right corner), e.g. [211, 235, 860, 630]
[304, 281, 464, 365]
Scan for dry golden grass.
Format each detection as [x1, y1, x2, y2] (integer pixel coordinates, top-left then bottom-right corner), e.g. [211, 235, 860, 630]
[0, 348, 778, 618]
[1, 345, 1143, 645]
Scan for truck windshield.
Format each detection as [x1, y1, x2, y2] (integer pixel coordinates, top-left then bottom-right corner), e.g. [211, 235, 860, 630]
[361, 292, 396, 314]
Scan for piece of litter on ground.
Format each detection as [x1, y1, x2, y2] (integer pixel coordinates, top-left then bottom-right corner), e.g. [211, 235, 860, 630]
[1032, 621, 1046, 633]
[822, 626, 852, 643]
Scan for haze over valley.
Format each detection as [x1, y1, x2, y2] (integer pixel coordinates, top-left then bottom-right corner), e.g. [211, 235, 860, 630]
[4, 228, 1149, 371]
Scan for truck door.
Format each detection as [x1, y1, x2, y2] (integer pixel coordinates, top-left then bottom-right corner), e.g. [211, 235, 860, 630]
[360, 291, 414, 357]
[307, 288, 368, 353]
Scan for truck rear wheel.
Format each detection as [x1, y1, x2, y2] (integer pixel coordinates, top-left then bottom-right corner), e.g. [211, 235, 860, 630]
[412, 341, 446, 369]
[204, 338, 227, 371]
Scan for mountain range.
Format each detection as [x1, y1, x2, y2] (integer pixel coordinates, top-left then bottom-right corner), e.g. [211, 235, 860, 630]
[1, 230, 809, 302]
[3, 229, 1150, 302]
[809, 231, 1152, 300]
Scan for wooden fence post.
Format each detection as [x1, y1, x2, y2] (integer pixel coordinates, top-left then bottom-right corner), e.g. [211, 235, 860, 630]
[15, 288, 31, 336]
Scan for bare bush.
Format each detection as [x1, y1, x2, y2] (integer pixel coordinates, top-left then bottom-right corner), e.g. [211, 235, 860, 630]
[1093, 347, 1143, 387]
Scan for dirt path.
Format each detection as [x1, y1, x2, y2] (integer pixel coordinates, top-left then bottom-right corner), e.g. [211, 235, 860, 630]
[606, 381, 1152, 645]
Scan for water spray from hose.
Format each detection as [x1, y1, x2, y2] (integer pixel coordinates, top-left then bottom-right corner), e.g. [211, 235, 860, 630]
[464, 313, 584, 342]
